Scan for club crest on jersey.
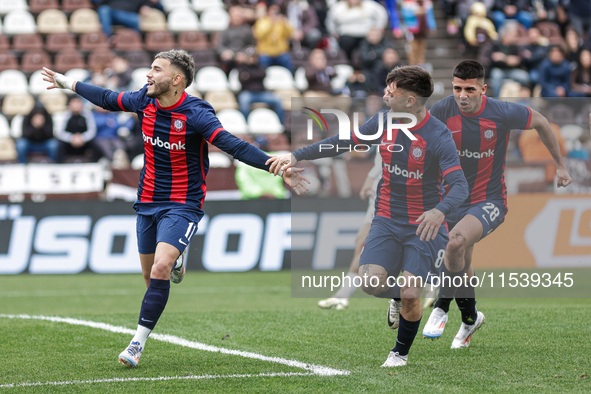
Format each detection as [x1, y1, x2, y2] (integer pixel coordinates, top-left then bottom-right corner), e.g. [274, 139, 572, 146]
[172, 118, 186, 133]
[411, 146, 425, 161]
[482, 128, 496, 142]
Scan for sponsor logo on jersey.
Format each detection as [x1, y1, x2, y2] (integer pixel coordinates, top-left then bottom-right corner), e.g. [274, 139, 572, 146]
[457, 148, 494, 159]
[172, 118, 186, 133]
[482, 128, 496, 142]
[384, 163, 424, 179]
[143, 133, 186, 150]
[411, 146, 425, 161]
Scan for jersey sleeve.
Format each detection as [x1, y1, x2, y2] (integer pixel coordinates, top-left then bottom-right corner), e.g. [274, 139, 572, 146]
[75, 82, 146, 113]
[503, 101, 532, 130]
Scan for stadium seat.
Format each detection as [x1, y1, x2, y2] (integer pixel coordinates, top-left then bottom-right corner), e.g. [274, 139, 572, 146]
[273, 88, 301, 110]
[144, 31, 176, 52]
[140, 8, 167, 32]
[331, 64, 354, 91]
[28, 69, 47, 94]
[3, 10, 37, 35]
[167, 8, 199, 32]
[45, 33, 77, 53]
[2, 93, 35, 115]
[0, 113, 10, 138]
[0, 70, 29, 95]
[21, 49, 51, 73]
[199, 8, 230, 32]
[204, 90, 238, 111]
[54, 49, 86, 73]
[177, 31, 208, 51]
[79, 32, 109, 52]
[39, 91, 67, 114]
[37, 9, 69, 34]
[160, 0, 191, 12]
[0, 35, 9, 51]
[88, 48, 115, 69]
[190, 49, 218, 69]
[294, 67, 308, 91]
[12, 33, 43, 52]
[263, 65, 295, 90]
[195, 66, 228, 92]
[185, 83, 202, 98]
[125, 50, 152, 69]
[0, 51, 18, 72]
[0, 0, 28, 15]
[61, 0, 92, 13]
[131, 67, 150, 90]
[69, 8, 101, 34]
[247, 108, 284, 134]
[131, 153, 144, 170]
[192, 0, 224, 12]
[217, 109, 248, 134]
[9, 114, 22, 138]
[228, 68, 241, 92]
[0, 137, 17, 161]
[113, 29, 143, 51]
[29, 0, 59, 14]
[208, 151, 232, 168]
[65, 68, 90, 83]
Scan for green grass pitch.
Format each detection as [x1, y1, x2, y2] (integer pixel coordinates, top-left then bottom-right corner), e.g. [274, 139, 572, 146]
[0, 271, 590, 393]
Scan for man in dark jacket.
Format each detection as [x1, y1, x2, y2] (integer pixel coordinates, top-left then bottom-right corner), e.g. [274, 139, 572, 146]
[96, 0, 164, 36]
[54, 97, 97, 162]
[15, 103, 58, 163]
[539, 45, 585, 97]
[217, 6, 256, 73]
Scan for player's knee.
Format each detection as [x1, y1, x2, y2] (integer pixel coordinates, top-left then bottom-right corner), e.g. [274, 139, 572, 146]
[150, 257, 173, 280]
[447, 231, 467, 254]
[358, 264, 388, 296]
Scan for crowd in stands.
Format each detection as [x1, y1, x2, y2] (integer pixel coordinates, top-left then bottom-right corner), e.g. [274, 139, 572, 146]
[0, 0, 589, 196]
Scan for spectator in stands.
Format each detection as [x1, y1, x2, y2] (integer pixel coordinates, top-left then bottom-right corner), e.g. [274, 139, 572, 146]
[305, 48, 337, 95]
[358, 28, 395, 73]
[96, 0, 164, 37]
[15, 102, 58, 164]
[539, 45, 585, 97]
[325, 0, 389, 60]
[464, 2, 498, 47]
[91, 106, 135, 168]
[491, 0, 533, 30]
[563, 0, 591, 43]
[520, 26, 549, 85]
[565, 28, 582, 65]
[225, 0, 262, 22]
[236, 48, 285, 122]
[344, 68, 374, 97]
[371, 47, 403, 92]
[489, 22, 530, 97]
[401, 0, 436, 65]
[218, 6, 257, 73]
[54, 97, 97, 162]
[108, 56, 133, 91]
[571, 49, 591, 96]
[235, 160, 289, 199]
[275, 0, 323, 49]
[530, 0, 556, 24]
[253, 4, 295, 73]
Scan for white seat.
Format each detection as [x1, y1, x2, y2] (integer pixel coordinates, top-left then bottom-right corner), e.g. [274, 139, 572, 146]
[263, 65, 295, 90]
[208, 152, 232, 168]
[167, 7, 199, 32]
[217, 109, 248, 135]
[0, 70, 29, 95]
[3, 10, 36, 35]
[131, 154, 144, 170]
[65, 68, 90, 84]
[247, 108, 284, 134]
[195, 66, 228, 92]
[131, 67, 151, 91]
[28, 70, 47, 95]
[0, 114, 10, 138]
[192, 0, 224, 12]
[294, 67, 309, 91]
[228, 68, 242, 93]
[10, 114, 23, 139]
[160, 0, 191, 12]
[199, 7, 229, 31]
[0, 0, 27, 15]
[331, 64, 354, 91]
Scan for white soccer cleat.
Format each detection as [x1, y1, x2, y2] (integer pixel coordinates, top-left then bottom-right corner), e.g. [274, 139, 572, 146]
[318, 297, 349, 310]
[118, 341, 143, 368]
[381, 351, 408, 367]
[387, 299, 402, 329]
[451, 311, 485, 349]
[170, 249, 186, 284]
[422, 307, 448, 339]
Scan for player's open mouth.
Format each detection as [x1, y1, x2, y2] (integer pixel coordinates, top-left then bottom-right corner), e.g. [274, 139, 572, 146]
[148, 80, 155, 86]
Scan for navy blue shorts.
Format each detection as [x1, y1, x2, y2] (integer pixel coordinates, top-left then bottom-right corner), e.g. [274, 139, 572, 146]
[446, 200, 507, 239]
[359, 215, 448, 280]
[136, 208, 203, 255]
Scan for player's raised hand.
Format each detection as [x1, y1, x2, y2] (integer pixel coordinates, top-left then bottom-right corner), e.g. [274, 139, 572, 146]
[41, 67, 76, 91]
[556, 166, 572, 188]
[416, 208, 445, 241]
[266, 153, 297, 175]
[282, 167, 310, 195]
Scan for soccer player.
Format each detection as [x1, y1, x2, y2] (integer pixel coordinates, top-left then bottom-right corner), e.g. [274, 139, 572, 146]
[420, 60, 572, 348]
[41, 49, 309, 368]
[269, 66, 469, 366]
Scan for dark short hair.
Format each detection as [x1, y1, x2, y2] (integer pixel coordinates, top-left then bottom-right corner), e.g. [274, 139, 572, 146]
[155, 49, 195, 88]
[453, 60, 485, 81]
[385, 66, 433, 103]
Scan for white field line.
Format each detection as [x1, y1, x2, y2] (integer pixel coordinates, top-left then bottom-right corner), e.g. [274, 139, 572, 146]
[0, 372, 315, 389]
[0, 314, 350, 379]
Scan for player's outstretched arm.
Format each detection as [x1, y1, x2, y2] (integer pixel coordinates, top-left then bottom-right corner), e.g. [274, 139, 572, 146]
[42, 67, 77, 91]
[266, 153, 297, 175]
[530, 109, 573, 188]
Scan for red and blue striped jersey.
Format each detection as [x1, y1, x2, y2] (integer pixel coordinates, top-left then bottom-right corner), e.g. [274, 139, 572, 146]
[75, 83, 271, 214]
[430, 95, 532, 209]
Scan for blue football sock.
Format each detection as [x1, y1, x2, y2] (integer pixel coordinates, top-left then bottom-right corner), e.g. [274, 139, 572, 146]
[392, 313, 421, 356]
[138, 278, 170, 330]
